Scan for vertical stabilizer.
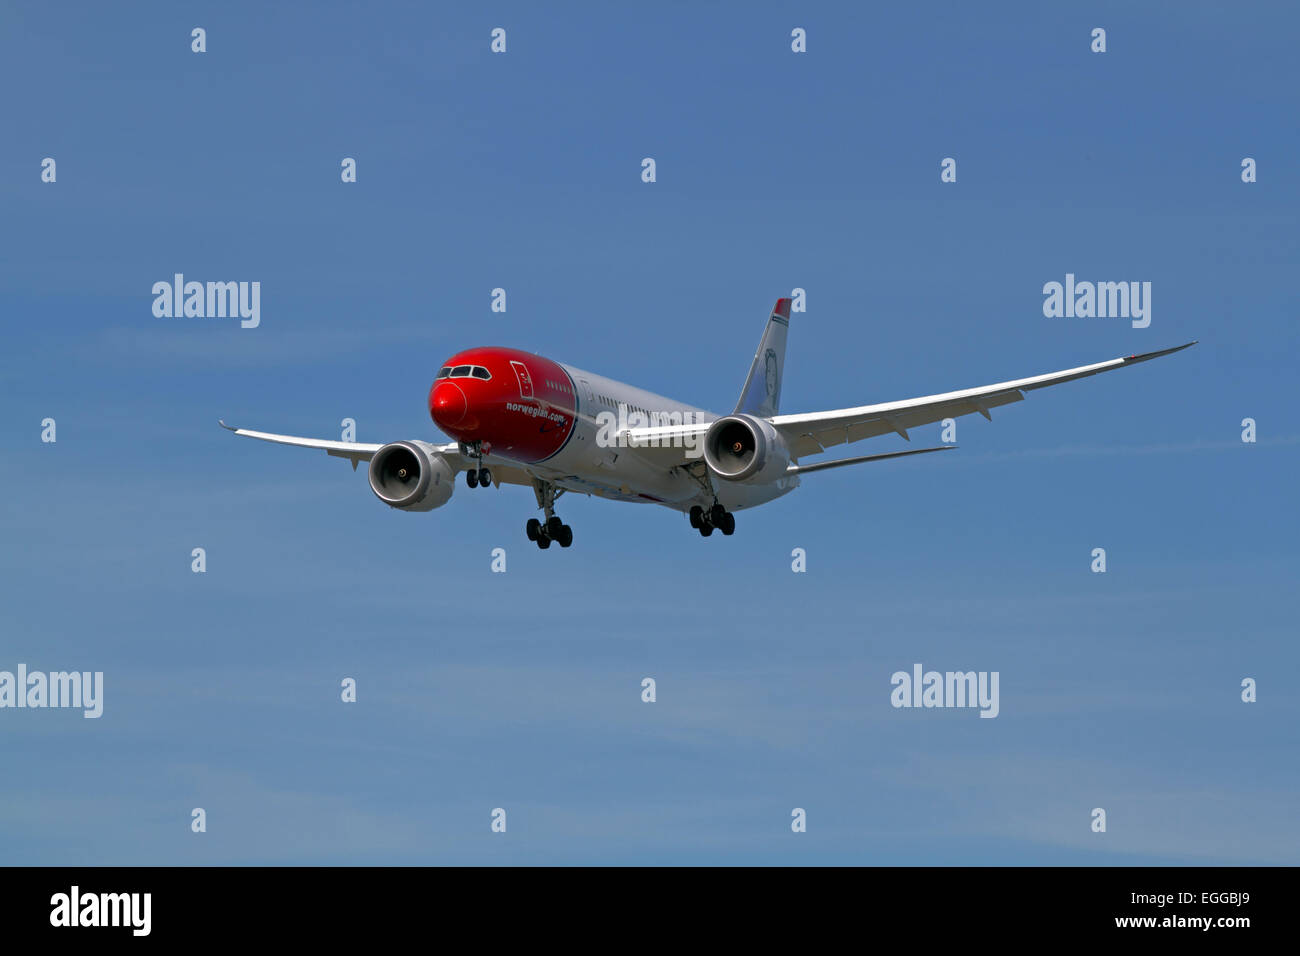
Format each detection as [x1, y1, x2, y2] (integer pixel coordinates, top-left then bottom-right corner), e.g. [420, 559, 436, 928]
[734, 297, 791, 418]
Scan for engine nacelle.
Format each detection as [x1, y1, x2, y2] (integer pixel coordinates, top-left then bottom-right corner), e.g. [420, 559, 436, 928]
[368, 441, 455, 512]
[703, 414, 792, 485]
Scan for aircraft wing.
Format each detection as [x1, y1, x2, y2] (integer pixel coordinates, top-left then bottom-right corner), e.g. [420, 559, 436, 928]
[770, 342, 1196, 458]
[217, 421, 537, 488]
[612, 421, 713, 469]
[218, 420, 384, 465]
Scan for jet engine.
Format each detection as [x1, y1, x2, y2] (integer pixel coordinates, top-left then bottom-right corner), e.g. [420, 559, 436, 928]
[703, 414, 792, 484]
[367, 440, 455, 511]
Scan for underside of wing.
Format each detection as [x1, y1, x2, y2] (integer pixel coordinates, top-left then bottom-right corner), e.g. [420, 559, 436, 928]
[771, 342, 1196, 458]
[787, 445, 955, 474]
[477, 462, 539, 489]
[615, 421, 713, 469]
[218, 420, 537, 489]
[219, 420, 384, 466]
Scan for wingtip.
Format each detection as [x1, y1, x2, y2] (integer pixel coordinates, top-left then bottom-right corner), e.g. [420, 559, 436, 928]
[1125, 341, 1199, 363]
[218, 418, 236, 431]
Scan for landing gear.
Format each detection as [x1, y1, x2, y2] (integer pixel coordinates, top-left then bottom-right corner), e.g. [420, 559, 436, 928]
[683, 462, 733, 539]
[463, 442, 492, 490]
[691, 501, 735, 537]
[527, 479, 573, 549]
[528, 519, 572, 548]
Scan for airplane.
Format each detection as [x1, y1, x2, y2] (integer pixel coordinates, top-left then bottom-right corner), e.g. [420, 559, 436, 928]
[220, 297, 1196, 549]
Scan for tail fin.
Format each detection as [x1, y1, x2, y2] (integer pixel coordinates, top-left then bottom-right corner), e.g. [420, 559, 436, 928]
[734, 297, 791, 418]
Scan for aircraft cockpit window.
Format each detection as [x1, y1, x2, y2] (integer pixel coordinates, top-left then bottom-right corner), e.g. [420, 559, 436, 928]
[451, 365, 472, 377]
[436, 367, 452, 378]
[471, 366, 491, 380]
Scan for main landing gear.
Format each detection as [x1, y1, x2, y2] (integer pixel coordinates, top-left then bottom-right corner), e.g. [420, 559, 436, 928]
[526, 479, 573, 549]
[463, 441, 492, 490]
[526, 515, 573, 549]
[690, 502, 735, 537]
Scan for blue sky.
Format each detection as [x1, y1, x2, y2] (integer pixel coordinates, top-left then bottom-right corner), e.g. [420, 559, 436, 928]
[1, 1, 1296, 864]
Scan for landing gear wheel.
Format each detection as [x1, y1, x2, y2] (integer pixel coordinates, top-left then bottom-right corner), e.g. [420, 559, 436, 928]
[478, 467, 492, 487]
[557, 525, 573, 548]
[689, 505, 704, 529]
[710, 503, 726, 526]
[719, 512, 735, 535]
[466, 469, 479, 489]
[537, 535, 551, 549]
[699, 524, 713, 537]
[546, 515, 564, 538]
[525, 518, 541, 542]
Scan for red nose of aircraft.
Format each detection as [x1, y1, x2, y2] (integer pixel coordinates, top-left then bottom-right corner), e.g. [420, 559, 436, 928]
[427, 347, 578, 462]
[429, 380, 467, 428]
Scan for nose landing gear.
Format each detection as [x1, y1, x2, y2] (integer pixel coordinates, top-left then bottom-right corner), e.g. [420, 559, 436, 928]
[462, 441, 493, 489]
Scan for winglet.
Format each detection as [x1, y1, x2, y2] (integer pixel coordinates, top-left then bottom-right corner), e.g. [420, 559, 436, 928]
[1124, 341, 1198, 364]
[218, 419, 236, 431]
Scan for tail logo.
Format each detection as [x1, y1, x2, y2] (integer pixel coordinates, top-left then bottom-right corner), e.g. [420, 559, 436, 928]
[763, 348, 780, 405]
